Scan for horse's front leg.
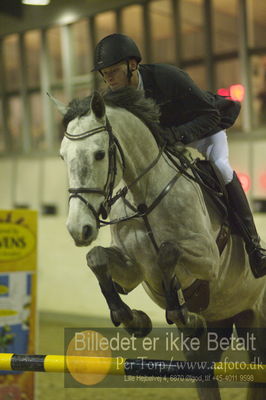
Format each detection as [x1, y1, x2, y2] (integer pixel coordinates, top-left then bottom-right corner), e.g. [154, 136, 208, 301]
[158, 241, 206, 334]
[157, 241, 187, 324]
[86, 245, 152, 337]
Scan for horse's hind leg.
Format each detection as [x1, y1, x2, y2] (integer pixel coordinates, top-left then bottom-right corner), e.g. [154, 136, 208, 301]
[235, 309, 266, 400]
[86, 245, 152, 337]
[183, 319, 234, 400]
[183, 335, 222, 400]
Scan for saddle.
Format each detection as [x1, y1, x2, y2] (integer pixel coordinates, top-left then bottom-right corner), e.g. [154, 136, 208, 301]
[191, 158, 231, 255]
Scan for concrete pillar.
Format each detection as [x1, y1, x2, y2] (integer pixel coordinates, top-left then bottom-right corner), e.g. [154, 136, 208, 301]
[204, 0, 215, 91]
[40, 29, 55, 150]
[18, 33, 32, 153]
[171, 0, 182, 67]
[143, 1, 152, 63]
[238, 0, 252, 132]
[0, 38, 11, 151]
[61, 24, 74, 100]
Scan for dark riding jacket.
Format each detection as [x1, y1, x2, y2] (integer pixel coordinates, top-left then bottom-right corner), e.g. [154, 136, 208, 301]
[139, 64, 241, 145]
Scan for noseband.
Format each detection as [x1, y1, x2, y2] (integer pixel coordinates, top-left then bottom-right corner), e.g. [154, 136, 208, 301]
[66, 118, 126, 228]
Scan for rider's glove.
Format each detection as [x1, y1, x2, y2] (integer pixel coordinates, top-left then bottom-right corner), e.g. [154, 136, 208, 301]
[163, 127, 185, 146]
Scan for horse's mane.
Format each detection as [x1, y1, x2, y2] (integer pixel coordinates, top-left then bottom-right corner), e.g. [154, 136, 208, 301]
[63, 87, 165, 145]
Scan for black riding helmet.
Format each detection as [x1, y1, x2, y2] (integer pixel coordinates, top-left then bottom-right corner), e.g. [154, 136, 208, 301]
[92, 33, 142, 72]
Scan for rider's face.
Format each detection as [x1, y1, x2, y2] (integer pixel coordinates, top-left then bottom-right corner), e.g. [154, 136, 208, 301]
[100, 62, 129, 91]
[100, 59, 138, 91]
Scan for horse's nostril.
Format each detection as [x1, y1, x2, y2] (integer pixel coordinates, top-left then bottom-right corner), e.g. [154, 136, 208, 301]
[82, 225, 93, 241]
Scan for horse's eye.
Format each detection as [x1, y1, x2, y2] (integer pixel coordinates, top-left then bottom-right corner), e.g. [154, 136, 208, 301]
[95, 150, 105, 161]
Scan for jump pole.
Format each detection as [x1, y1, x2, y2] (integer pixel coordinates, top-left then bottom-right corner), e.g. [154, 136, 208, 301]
[0, 354, 266, 383]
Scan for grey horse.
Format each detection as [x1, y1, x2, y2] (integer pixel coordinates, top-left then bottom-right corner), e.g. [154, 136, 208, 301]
[51, 87, 266, 400]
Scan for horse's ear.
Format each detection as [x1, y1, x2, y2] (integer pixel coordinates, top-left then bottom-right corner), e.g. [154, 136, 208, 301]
[47, 92, 68, 115]
[90, 91, 105, 120]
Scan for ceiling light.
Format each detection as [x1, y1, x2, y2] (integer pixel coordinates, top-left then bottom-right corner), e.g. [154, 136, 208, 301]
[22, 0, 50, 5]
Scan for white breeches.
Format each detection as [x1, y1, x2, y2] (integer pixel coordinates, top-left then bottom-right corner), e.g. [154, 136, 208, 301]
[189, 130, 234, 185]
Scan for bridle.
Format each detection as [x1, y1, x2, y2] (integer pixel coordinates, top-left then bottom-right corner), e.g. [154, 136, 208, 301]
[65, 116, 192, 251]
[67, 118, 126, 229]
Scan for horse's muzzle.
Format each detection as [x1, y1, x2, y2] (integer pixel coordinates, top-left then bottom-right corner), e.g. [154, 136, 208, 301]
[82, 225, 93, 242]
[67, 220, 97, 247]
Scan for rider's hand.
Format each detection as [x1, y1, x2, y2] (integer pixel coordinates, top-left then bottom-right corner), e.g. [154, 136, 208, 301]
[163, 127, 184, 146]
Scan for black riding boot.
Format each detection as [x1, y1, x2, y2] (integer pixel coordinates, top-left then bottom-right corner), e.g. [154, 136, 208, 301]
[226, 172, 266, 278]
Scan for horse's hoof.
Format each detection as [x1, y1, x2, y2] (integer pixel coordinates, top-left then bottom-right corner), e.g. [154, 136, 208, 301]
[186, 313, 207, 337]
[123, 310, 153, 338]
[110, 307, 133, 327]
[113, 281, 129, 295]
[166, 308, 188, 326]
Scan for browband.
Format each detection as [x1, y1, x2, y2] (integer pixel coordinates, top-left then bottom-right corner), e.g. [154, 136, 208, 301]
[65, 125, 107, 140]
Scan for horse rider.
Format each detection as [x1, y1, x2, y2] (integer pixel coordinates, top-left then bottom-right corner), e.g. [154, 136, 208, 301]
[92, 33, 266, 279]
